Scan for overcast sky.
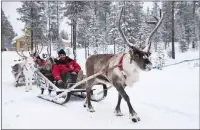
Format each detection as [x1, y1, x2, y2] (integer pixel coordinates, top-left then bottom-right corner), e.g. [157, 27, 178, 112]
[2, 1, 154, 37]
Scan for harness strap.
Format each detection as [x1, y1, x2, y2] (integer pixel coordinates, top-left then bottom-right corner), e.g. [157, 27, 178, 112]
[118, 53, 126, 71]
[102, 53, 126, 76]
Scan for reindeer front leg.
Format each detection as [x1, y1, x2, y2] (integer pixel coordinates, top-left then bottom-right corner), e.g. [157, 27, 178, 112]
[115, 85, 140, 122]
[29, 75, 33, 90]
[25, 77, 29, 92]
[114, 94, 123, 116]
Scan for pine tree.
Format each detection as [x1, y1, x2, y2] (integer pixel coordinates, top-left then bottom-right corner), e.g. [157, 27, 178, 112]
[17, 1, 48, 52]
[154, 42, 165, 68]
[151, 1, 161, 52]
[1, 9, 15, 49]
[160, 1, 172, 50]
[60, 30, 69, 40]
[63, 1, 90, 60]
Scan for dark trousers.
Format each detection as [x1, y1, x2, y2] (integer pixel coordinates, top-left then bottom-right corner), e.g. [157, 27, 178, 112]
[61, 72, 77, 83]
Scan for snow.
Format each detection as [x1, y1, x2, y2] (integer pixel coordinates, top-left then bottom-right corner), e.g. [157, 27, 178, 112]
[1, 48, 199, 129]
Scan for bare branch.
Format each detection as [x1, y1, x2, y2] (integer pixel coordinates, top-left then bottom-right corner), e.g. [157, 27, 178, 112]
[153, 16, 159, 22]
[145, 21, 157, 25]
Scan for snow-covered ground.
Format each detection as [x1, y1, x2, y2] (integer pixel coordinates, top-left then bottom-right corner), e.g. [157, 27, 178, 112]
[1, 48, 199, 129]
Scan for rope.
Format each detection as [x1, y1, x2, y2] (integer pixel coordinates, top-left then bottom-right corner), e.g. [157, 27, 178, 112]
[153, 58, 200, 70]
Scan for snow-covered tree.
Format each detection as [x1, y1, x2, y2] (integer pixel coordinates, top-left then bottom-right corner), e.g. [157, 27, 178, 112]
[60, 30, 69, 40]
[17, 1, 48, 51]
[1, 9, 15, 49]
[154, 42, 166, 68]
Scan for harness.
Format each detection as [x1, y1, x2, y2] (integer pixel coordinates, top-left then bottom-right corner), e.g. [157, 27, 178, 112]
[102, 53, 127, 78]
[118, 53, 126, 71]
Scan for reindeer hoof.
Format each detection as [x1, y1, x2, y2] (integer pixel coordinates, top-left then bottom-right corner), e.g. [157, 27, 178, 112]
[130, 113, 140, 122]
[87, 107, 95, 112]
[114, 110, 123, 116]
[83, 102, 87, 107]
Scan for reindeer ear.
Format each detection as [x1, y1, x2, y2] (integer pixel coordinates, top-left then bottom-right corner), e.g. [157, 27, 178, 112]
[130, 47, 140, 59]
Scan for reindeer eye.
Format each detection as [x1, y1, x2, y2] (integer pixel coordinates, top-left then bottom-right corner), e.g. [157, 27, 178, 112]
[143, 55, 148, 59]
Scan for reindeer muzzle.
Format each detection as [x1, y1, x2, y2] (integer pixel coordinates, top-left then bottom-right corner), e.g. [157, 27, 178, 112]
[145, 64, 153, 71]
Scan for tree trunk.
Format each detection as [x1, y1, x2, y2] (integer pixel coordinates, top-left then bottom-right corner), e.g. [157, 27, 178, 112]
[1, 35, 5, 50]
[171, 1, 175, 59]
[123, 0, 126, 51]
[192, 1, 197, 49]
[113, 37, 116, 54]
[31, 2, 34, 53]
[72, 19, 77, 61]
[57, 1, 59, 41]
[164, 41, 167, 50]
[85, 41, 87, 59]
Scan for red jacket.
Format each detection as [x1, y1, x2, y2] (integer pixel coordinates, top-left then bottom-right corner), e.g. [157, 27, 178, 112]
[52, 56, 81, 81]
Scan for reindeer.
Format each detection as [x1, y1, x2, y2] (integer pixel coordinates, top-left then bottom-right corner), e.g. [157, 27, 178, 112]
[14, 45, 43, 91]
[83, 7, 165, 122]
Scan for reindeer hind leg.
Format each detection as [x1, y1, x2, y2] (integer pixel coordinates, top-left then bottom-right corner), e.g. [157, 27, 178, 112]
[29, 76, 32, 90]
[84, 79, 95, 112]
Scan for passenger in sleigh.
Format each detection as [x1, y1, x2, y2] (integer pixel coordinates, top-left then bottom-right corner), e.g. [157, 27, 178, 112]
[33, 55, 46, 68]
[32, 54, 54, 82]
[52, 49, 82, 89]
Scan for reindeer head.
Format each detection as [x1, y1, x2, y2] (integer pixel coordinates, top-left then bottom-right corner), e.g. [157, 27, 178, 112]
[118, 7, 165, 71]
[128, 46, 152, 71]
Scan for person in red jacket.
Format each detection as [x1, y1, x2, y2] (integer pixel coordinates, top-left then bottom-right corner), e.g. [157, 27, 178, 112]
[33, 55, 47, 68]
[52, 49, 81, 89]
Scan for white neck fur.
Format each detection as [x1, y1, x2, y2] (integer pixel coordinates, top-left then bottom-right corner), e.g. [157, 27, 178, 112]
[122, 53, 141, 87]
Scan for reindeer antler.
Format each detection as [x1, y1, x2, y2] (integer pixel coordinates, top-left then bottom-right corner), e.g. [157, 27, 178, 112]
[16, 48, 27, 58]
[118, 7, 137, 48]
[31, 42, 44, 57]
[143, 9, 165, 53]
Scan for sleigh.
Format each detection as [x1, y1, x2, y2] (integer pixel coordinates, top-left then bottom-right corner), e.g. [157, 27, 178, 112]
[35, 69, 108, 105]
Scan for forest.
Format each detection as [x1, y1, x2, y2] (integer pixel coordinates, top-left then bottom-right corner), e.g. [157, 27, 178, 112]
[1, 1, 200, 60]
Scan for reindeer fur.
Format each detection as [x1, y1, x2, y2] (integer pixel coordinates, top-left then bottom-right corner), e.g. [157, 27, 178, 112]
[23, 57, 36, 92]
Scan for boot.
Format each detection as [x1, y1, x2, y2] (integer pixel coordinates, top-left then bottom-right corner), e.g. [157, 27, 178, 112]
[77, 70, 84, 81]
[57, 80, 65, 89]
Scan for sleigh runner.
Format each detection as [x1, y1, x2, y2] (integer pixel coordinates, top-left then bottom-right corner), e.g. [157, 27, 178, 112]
[34, 69, 108, 105]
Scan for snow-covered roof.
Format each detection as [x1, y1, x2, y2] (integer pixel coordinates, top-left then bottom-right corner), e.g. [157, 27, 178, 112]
[11, 34, 25, 44]
[11, 40, 16, 45]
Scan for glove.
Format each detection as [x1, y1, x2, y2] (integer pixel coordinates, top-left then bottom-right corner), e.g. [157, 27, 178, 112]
[68, 64, 74, 71]
[71, 72, 77, 75]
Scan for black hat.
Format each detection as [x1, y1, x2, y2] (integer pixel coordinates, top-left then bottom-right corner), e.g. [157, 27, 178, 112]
[58, 49, 66, 55]
[36, 55, 41, 60]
